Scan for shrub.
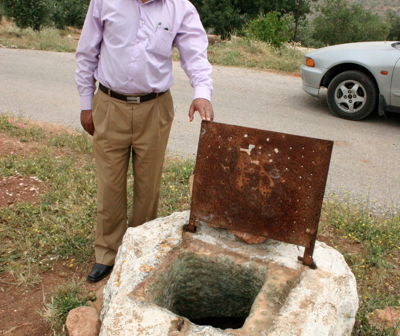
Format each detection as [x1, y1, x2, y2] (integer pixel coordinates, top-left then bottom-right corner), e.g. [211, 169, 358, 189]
[2, 0, 49, 30]
[295, 17, 326, 48]
[247, 12, 293, 48]
[0, 1, 4, 21]
[191, 0, 316, 36]
[386, 11, 400, 41]
[50, 0, 89, 29]
[199, 0, 243, 40]
[313, 0, 389, 45]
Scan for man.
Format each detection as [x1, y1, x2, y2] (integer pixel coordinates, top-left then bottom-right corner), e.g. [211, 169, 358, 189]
[75, 0, 214, 283]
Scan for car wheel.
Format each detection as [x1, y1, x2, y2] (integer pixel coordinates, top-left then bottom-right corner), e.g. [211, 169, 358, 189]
[327, 70, 378, 121]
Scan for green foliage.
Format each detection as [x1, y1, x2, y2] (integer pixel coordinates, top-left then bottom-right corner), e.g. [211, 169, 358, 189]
[191, 0, 316, 39]
[236, 0, 315, 21]
[198, 0, 243, 40]
[386, 11, 400, 41]
[247, 12, 294, 48]
[2, 0, 49, 30]
[50, 0, 89, 29]
[2, 0, 89, 30]
[0, 1, 4, 21]
[294, 17, 326, 48]
[313, 0, 389, 45]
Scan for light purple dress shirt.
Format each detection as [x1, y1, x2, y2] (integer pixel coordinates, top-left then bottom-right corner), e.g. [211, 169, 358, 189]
[75, 0, 213, 111]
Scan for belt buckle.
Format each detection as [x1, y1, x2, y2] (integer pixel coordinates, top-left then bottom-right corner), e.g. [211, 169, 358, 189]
[126, 96, 140, 104]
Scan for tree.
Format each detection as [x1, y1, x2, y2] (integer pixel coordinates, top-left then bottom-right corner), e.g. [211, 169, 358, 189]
[51, 0, 90, 29]
[191, 0, 316, 39]
[313, 0, 389, 46]
[234, 0, 315, 20]
[294, 16, 325, 48]
[0, 1, 4, 21]
[2, 0, 49, 30]
[198, 0, 243, 39]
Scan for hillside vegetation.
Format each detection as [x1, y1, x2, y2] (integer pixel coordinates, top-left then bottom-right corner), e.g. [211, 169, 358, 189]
[1, 0, 399, 52]
[348, 0, 400, 15]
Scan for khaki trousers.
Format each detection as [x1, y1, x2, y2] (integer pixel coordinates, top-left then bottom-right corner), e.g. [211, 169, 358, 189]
[92, 89, 174, 265]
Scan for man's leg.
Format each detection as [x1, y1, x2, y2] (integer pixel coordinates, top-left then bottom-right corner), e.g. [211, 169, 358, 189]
[92, 90, 133, 266]
[128, 91, 174, 228]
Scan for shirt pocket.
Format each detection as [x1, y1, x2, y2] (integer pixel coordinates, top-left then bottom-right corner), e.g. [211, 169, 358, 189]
[147, 29, 175, 58]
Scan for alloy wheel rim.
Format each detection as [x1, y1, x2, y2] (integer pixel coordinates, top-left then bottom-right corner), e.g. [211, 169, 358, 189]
[334, 80, 367, 113]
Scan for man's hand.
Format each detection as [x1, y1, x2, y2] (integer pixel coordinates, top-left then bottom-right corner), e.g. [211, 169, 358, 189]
[189, 98, 214, 122]
[81, 110, 95, 136]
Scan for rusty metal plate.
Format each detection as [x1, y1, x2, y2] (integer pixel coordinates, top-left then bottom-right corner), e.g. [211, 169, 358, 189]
[189, 121, 333, 265]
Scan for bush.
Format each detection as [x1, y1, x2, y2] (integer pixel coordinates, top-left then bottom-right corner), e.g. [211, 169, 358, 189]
[51, 0, 89, 29]
[199, 0, 243, 40]
[2, 0, 49, 30]
[0, 1, 4, 21]
[386, 11, 400, 41]
[295, 17, 326, 48]
[191, 0, 316, 40]
[247, 12, 293, 48]
[313, 0, 389, 45]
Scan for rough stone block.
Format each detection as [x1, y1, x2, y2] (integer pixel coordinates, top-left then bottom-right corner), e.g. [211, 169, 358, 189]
[100, 211, 358, 336]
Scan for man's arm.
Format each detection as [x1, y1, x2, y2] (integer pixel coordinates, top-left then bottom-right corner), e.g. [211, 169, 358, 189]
[174, 6, 214, 122]
[75, 0, 103, 134]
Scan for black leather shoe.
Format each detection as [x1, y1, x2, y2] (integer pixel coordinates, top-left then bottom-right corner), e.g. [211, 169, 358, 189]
[87, 263, 114, 283]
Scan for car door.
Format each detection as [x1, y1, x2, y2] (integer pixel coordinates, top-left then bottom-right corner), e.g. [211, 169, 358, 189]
[391, 58, 400, 108]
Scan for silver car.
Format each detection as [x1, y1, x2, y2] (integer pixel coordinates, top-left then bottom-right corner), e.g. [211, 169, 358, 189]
[300, 41, 400, 120]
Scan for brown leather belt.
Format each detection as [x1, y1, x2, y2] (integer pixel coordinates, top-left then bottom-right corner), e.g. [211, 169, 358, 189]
[99, 83, 166, 104]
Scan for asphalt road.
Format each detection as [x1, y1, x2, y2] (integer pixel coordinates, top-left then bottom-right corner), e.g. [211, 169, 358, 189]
[1, 48, 400, 204]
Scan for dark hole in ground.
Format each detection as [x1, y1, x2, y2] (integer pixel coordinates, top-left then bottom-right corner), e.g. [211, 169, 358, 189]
[147, 251, 267, 330]
[190, 316, 246, 329]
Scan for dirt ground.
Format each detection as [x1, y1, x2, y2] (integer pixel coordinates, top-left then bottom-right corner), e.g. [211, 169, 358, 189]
[0, 127, 107, 336]
[0, 261, 110, 336]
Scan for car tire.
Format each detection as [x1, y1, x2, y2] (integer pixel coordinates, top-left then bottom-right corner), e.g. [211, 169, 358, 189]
[327, 70, 378, 121]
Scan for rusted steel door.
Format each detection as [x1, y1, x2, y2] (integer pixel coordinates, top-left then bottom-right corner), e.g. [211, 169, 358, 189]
[188, 121, 333, 267]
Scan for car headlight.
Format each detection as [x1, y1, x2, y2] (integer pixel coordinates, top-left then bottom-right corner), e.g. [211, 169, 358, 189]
[305, 57, 315, 67]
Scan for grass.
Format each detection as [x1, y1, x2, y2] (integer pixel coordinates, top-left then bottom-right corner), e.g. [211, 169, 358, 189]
[1, 114, 399, 335]
[0, 114, 193, 333]
[0, 115, 193, 286]
[42, 279, 92, 331]
[0, 18, 304, 74]
[0, 118, 96, 284]
[173, 37, 304, 74]
[0, 18, 78, 52]
[320, 191, 400, 335]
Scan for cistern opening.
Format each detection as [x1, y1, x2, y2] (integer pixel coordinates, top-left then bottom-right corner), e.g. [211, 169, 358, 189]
[147, 251, 267, 330]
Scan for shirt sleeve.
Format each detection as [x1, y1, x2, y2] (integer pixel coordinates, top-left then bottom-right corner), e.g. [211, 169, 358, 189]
[174, 5, 213, 102]
[75, 0, 103, 111]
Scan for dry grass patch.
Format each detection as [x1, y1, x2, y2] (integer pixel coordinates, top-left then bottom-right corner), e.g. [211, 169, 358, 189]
[172, 38, 305, 74]
[0, 18, 78, 52]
